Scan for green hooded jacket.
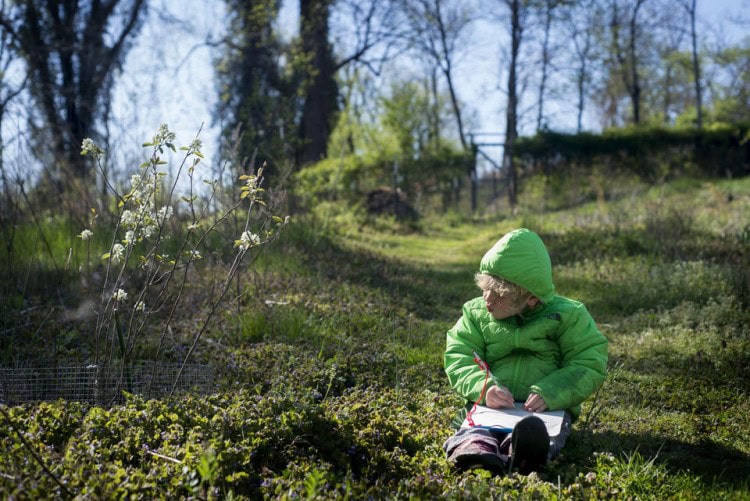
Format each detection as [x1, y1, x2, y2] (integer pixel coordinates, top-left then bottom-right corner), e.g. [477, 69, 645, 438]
[444, 229, 608, 419]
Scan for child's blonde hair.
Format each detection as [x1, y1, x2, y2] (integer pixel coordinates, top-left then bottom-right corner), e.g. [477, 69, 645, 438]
[475, 272, 531, 306]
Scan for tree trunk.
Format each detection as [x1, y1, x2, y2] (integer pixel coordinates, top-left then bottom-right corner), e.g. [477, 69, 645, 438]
[611, 0, 646, 125]
[568, 0, 593, 133]
[299, 0, 338, 166]
[504, 0, 522, 210]
[430, 69, 441, 146]
[435, 0, 468, 151]
[576, 61, 587, 132]
[628, 0, 645, 125]
[688, 0, 702, 128]
[663, 63, 672, 122]
[537, 0, 554, 131]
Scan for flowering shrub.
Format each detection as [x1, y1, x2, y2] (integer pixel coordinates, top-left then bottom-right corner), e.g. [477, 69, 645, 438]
[79, 125, 288, 390]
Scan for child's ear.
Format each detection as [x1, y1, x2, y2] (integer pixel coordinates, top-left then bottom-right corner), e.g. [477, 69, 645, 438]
[527, 296, 541, 308]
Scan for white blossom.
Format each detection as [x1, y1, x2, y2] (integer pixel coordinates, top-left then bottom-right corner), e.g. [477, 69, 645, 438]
[124, 230, 136, 246]
[81, 138, 104, 158]
[236, 231, 260, 251]
[113, 289, 128, 302]
[242, 175, 262, 198]
[142, 224, 157, 239]
[157, 205, 173, 223]
[111, 243, 125, 264]
[121, 209, 137, 227]
[157, 123, 176, 143]
[81, 138, 96, 153]
[129, 176, 145, 201]
[135, 301, 146, 312]
[79, 229, 94, 241]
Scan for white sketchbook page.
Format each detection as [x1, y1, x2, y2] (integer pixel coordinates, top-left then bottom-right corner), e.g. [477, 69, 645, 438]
[461, 403, 565, 437]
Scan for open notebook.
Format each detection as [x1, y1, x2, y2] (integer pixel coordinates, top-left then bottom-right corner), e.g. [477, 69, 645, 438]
[461, 403, 566, 437]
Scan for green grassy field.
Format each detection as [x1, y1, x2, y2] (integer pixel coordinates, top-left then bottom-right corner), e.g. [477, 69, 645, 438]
[1, 177, 749, 499]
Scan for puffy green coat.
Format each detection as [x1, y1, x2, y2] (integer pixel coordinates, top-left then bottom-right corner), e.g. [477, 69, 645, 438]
[444, 229, 608, 419]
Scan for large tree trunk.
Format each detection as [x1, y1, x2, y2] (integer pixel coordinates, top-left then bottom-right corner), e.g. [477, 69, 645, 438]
[298, 0, 338, 167]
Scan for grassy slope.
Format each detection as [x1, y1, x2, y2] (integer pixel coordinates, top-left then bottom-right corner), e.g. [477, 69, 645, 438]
[1, 177, 749, 499]
[333, 177, 750, 494]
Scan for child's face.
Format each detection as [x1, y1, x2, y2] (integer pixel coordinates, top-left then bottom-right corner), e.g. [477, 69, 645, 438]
[482, 289, 533, 320]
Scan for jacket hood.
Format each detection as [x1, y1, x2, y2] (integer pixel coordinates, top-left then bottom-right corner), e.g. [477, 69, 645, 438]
[479, 228, 555, 303]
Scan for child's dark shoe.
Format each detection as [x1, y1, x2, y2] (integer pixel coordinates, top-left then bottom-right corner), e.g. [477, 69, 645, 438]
[448, 434, 507, 475]
[511, 415, 550, 474]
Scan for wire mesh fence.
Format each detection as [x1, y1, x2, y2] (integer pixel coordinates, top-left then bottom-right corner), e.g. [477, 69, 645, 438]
[0, 362, 214, 406]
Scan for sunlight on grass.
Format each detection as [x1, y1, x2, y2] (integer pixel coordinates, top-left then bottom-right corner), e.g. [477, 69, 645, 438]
[338, 221, 515, 267]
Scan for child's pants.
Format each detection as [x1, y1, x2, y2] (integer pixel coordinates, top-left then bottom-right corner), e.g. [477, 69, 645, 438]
[443, 411, 572, 463]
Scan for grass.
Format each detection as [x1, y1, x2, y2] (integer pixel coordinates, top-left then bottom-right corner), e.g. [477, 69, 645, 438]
[1, 176, 749, 499]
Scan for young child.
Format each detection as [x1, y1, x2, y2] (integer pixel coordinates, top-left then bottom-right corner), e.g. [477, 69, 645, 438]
[443, 228, 608, 474]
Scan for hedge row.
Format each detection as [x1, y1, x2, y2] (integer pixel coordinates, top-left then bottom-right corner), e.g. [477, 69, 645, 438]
[514, 124, 750, 180]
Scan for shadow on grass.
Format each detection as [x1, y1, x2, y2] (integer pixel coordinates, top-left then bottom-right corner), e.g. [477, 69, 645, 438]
[286, 231, 479, 322]
[610, 350, 750, 393]
[539, 223, 748, 267]
[562, 427, 750, 489]
[282, 219, 749, 327]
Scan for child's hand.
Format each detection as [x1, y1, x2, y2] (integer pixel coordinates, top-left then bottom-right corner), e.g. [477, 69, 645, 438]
[523, 393, 548, 413]
[486, 385, 514, 409]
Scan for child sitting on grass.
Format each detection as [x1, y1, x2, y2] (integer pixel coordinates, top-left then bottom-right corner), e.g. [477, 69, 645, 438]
[443, 228, 608, 475]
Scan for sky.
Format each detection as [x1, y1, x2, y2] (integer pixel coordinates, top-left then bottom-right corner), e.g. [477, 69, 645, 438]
[105, 0, 749, 180]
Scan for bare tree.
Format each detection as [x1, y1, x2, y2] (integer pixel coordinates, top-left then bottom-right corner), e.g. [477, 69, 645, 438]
[679, 0, 703, 128]
[562, 0, 601, 132]
[534, 0, 564, 131]
[610, 0, 648, 125]
[0, 0, 147, 193]
[399, 0, 474, 151]
[0, 13, 26, 173]
[655, 6, 687, 124]
[333, 0, 402, 76]
[0, 17, 26, 272]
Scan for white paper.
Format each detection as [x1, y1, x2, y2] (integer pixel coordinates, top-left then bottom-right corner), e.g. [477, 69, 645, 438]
[461, 403, 566, 437]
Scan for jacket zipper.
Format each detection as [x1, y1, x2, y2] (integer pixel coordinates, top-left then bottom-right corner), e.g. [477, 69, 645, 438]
[511, 326, 523, 398]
